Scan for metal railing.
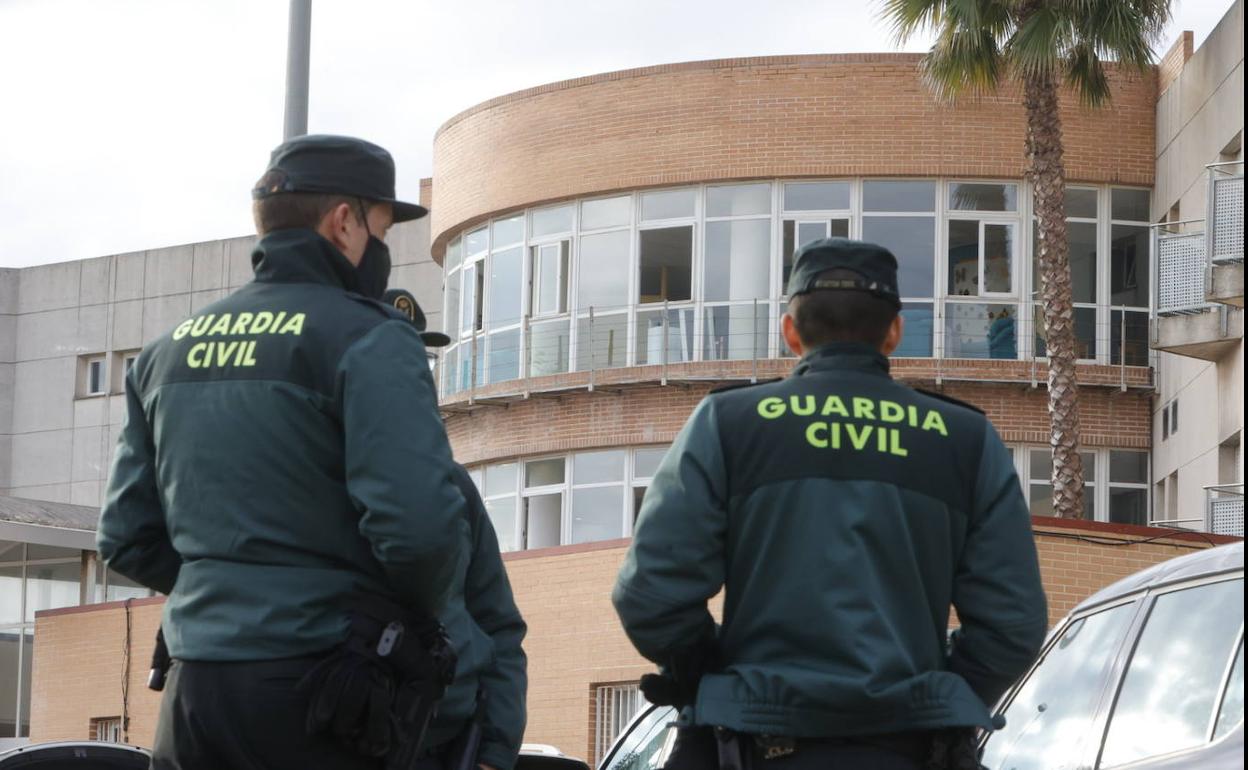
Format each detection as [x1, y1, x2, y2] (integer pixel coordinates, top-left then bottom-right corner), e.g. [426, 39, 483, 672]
[1207, 483, 1244, 538]
[437, 300, 1152, 399]
[1153, 218, 1210, 316]
[1207, 161, 1244, 269]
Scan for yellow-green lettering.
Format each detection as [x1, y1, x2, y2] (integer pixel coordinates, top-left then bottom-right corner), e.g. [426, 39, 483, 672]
[230, 312, 254, 335]
[241, 340, 258, 366]
[173, 318, 194, 340]
[806, 422, 828, 448]
[190, 314, 213, 337]
[250, 312, 275, 334]
[821, 395, 849, 417]
[890, 429, 909, 457]
[922, 410, 948, 436]
[186, 342, 207, 368]
[758, 397, 786, 419]
[278, 312, 306, 335]
[880, 401, 905, 423]
[847, 424, 873, 450]
[790, 395, 816, 416]
[852, 397, 876, 420]
[215, 341, 239, 367]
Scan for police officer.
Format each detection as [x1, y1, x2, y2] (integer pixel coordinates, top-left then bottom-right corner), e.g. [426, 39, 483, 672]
[389, 296, 529, 770]
[97, 135, 471, 769]
[613, 238, 1048, 769]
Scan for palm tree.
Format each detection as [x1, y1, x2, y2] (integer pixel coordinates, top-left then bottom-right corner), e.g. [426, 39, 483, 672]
[881, 0, 1171, 518]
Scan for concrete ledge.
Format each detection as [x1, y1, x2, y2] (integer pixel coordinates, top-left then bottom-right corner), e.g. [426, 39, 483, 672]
[1208, 261, 1244, 307]
[1152, 307, 1243, 360]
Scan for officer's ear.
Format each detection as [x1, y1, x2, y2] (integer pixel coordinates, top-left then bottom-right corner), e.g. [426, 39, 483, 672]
[880, 312, 905, 356]
[318, 202, 360, 262]
[781, 313, 804, 358]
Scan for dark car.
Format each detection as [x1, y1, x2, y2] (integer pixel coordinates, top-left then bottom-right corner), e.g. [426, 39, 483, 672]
[0, 742, 149, 769]
[601, 543, 1245, 770]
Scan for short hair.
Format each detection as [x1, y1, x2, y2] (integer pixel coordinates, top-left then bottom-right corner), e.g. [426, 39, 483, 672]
[788, 269, 899, 348]
[250, 170, 372, 235]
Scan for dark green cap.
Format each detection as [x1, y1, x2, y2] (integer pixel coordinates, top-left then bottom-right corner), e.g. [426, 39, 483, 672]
[252, 134, 428, 223]
[787, 237, 901, 307]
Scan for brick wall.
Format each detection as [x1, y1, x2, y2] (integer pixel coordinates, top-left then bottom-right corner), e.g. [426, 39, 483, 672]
[430, 54, 1157, 257]
[31, 522, 1231, 759]
[1158, 31, 1194, 95]
[445, 369, 1152, 466]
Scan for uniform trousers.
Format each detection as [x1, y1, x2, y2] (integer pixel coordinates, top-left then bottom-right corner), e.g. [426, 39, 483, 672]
[662, 726, 926, 770]
[151, 657, 382, 770]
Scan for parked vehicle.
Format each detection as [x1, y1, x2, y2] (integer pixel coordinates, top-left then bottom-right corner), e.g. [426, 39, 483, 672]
[0, 741, 149, 769]
[601, 542, 1245, 770]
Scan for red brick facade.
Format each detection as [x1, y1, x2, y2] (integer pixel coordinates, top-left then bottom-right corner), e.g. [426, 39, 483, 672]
[431, 54, 1156, 258]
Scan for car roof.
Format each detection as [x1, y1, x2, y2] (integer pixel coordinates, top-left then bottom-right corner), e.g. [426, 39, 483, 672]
[1078, 541, 1243, 611]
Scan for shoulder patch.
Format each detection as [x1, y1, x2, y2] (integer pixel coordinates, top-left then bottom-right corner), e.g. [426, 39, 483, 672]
[914, 387, 985, 415]
[710, 378, 782, 395]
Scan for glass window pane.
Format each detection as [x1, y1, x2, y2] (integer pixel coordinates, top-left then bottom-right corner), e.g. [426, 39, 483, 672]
[1111, 310, 1150, 367]
[948, 183, 1017, 212]
[980, 603, 1138, 770]
[1062, 221, 1098, 304]
[461, 263, 477, 333]
[1108, 488, 1148, 526]
[581, 196, 631, 230]
[574, 450, 626, 484]
[1029, 449, 1096, 482]
[945, 302, 1018, 359]
[18, 630, 31, 737]
[529, 319, 571, 377]
[703, 304, 769, 361]
[525, 494, 562, 549]
[639, 227, 692, 303]
[1110, 450, 1149, 484]
[640, 189, 695, 221]
[487, 329, 520, 383]
[0, 628, 18, 737]
[23, 544, 77, 560]
[1112, 188, 1151, 221]
[1101, 579, 1245, 766]
[105, 570, 152, 602]
[983, 224, 1014, 293]
[863, 181, 935, 212]
[0, 541, 23, 561]
[1035, 305, 1096, 361]
[441, 346, 458, 396]
[531, 243, 568, 317]
[484, 463, 518, 498]
[1066, 188, 1098, 219]
[465, 227, 488, 256]
[530, 204, 574, 237]
[1111, 225, 1149, 308]
[637, 308, 695, 365]
[1214, 643, 1244, 741]
[602, 705, 678, 770]
[784, 181, 850, 211]
[634, 447, 669, 479]
[446, 238, 463, 271]
[704, 220, 771, 302]
[489, 247, 523, 327]
[576, 313, 627, 370]
[25, 561, 81, 621]
[948, 220, 980, 295]
[491, 215, 523, 248]
[525, 458, 565, 487]
[444, 269, 461, 339]
[0, 566, 22, 625]
[706, 183, 770, 217]
[897, 304, 933, 357]
[578, 230, 631, 309]
[570, 486, 625, 544]
[485, 497, 518, 552]
[830, 219, 850, 238]
[862, 216, 934, 298]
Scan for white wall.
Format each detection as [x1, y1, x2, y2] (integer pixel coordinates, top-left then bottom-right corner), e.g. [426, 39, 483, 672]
[0, 217, 439, 508]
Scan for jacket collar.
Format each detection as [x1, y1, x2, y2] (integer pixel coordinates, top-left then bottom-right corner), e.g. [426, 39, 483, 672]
[792, 342, 891, 378]
[251, 228, 361, 292]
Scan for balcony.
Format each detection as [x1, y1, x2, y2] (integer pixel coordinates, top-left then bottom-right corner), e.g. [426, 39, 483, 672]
[1148, 485, 1243, 538]
[1151, 162, 1244, 361]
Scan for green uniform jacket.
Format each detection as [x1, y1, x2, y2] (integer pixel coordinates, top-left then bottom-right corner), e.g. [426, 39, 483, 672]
[97, 228, 470, 662]
[613, 343, 1047, 737]
[427, 464, 527, 770]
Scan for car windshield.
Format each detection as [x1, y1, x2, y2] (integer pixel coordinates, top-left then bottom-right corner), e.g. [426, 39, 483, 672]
[980, 601, 1137, 770]
[601, 706, 677, 770]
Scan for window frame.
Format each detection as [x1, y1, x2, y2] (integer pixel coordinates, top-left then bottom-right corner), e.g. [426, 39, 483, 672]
[1012, 446, 1151, 526]
[82, 355, 107, 397]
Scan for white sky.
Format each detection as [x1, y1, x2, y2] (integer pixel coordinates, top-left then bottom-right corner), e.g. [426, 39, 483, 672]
[0, 0, 1235, 268]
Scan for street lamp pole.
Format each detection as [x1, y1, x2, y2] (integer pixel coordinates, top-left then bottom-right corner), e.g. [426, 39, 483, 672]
[282, 0, 312, 139]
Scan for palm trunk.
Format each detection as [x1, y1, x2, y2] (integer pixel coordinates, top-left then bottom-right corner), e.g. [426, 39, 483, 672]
[1024, 71, 1085, 519]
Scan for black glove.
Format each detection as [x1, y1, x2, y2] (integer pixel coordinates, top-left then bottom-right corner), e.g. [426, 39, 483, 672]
[639, 630, 719, 709]
[926, 728, 985, 770]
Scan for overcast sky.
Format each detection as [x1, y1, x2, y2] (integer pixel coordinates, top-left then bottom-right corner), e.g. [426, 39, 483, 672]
[0, 0, 1234, 268]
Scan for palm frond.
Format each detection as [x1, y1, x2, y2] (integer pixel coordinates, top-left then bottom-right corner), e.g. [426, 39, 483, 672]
[878, 0, 949, 44]
[1065, 42, 1112, 106]
[1007, 2, 1069, 81]
[922, 25, 1006, 98]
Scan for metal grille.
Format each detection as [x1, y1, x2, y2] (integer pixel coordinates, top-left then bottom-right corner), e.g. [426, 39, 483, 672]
[91, 716, 123, 742]
[594, 683, 647, 764]
[1210, 175, 1244, 264]
[1210, 496, 1244, 537]
[1156, 231, 1209, 314]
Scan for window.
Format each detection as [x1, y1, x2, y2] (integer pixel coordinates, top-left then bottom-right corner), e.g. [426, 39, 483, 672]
[1100, 579, 1244, 766]
[948, 182, 1018, 212]
[594, 684, 660, 767]
[491, 215, 523, 249]
[81, 355, 106, 397]
[947, 220, 1016, 296]
[1213, 641, 1244, 741]
[523, 458, 564, 550]
[581, 196, 631, 231]
[461, 261, 483, 335]
[704, 220, 770, 301]
[946, 185, 1019, 361]
[1034, 191, 1098, 361]
[640, 189, 695, 221]
[863, 182, 936, 358]
[636, 307, 694, 365]
[578, 230, 630, 310]
[1107, 451, 1149, 526]
[783, 181, 850, 212]
[638, 227, 692, 304]
[980, 601, 1138, 770]
[530, 242, 570, 317]
[91, 716, 123, 743]
[1028, 448, 1096, 518]
[703, 304, 769, 362]
[571, 451, 626, 544]
[631, 446, 668, 521]
[481, 464, 519, 552]
[782, 219, 849, 288]
[528, 319, 571, 377]
[530, 204, 574, 238]
[576, 312, 627, 371]
[112, 350, 141, 394]
[101, 569, 153, 603]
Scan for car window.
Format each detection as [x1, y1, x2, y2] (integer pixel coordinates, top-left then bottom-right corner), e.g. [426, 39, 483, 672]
[602, 706, 677, 770]
[980, 601, 1137, 770]
[1213, 640, 1244, 741]
[1099, 578, 1244, 767]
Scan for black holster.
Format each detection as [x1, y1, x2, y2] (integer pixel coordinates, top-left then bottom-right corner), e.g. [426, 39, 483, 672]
[299, 594, 457, 769]
[925, 729, 985, 770]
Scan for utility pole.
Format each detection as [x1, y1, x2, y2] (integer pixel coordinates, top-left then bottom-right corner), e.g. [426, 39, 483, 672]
[282, 0, 312, 139]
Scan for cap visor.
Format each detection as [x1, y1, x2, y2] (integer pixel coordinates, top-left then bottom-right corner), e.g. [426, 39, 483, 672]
[391, 200, 428, 223]
[421, 331, 452, 348]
